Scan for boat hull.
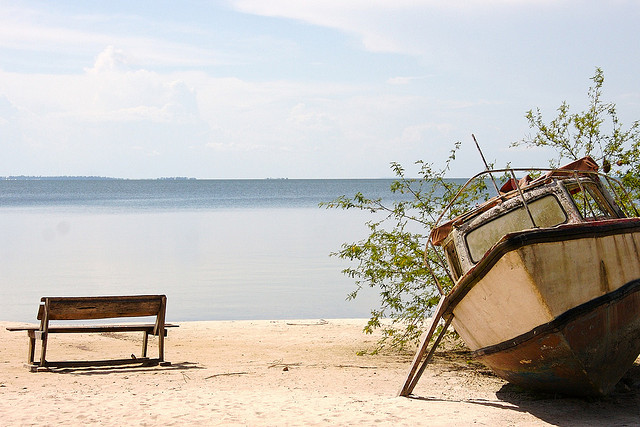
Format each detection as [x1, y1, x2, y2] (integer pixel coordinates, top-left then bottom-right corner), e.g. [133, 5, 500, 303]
[474, 279, 640, 396]
[447, 219, 640, 395]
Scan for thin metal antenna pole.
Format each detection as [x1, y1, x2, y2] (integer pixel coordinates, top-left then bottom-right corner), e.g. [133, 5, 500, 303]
[509, 169, 537, 228]
[472, 134, 501, 195]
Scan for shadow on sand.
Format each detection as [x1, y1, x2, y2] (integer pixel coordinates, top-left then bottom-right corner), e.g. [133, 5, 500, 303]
[40, 360, 203, 375]
[409, 364, 640, 426]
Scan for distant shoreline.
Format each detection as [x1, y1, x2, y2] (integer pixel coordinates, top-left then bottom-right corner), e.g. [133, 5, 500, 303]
[0, 176, 410, 181]
[0, 176, 196, 181]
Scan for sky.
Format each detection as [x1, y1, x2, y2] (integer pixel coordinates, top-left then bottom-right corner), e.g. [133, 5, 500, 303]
[0, 1, 639, 179]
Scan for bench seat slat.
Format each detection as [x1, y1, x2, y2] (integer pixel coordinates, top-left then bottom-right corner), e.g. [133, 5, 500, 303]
[7, 324, 178, 332]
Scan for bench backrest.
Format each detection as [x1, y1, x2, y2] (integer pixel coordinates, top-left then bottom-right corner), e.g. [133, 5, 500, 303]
[37, 295, 167, 321]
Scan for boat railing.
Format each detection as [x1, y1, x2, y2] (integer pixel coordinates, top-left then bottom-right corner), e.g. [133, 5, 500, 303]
[433, 166, 639, 231]
[425, 166, 638, 295]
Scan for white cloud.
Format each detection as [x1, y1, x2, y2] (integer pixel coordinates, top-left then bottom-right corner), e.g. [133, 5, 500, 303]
[86, 46, 131, 73]
[399, 123, 453, 145]
[387, 75, 433, 85]
[205, 141, 268, 152]
[227, 0, 578, 76]
[287, 103, 336, 133]
[0, 95, 19, 123]
[0, 45, 215, 176]
[0, 8, 226, 70]
[23, 46, 200, 124]
[0, 2, 637, 178]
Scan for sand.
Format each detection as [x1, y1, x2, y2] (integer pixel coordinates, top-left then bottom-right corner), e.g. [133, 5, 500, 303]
[1, 319, 639, 426]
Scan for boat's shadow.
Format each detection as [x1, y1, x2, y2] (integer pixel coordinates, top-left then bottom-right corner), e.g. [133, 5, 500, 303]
[492, 364, 640, 425]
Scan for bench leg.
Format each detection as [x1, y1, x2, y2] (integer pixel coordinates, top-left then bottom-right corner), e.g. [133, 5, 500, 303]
[27, 332, 36, 365]
[39, 333, 48, 369]
[142, 331, 149, 358]
[158, 329, 165, 362]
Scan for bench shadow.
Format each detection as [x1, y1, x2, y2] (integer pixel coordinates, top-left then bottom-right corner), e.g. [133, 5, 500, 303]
[407, 364, 640, 426]
[39, 360, 203, 375]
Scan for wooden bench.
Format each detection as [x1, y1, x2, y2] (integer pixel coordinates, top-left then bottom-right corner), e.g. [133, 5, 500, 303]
[6, 295, 177, 372]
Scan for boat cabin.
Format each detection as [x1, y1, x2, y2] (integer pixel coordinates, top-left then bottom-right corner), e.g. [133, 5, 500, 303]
[431, 157, 633, 282]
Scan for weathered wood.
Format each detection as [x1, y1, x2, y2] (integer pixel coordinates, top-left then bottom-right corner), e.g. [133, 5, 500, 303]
[404, 314, 453, 395]
[8, 324, 177, 332]
[152, 295, 167, 362]
[39, 298, 49, 367]
[8, 324, 177, 334]
[398, 296, 451, 397]
[142, 331, 149, 358]
[37, 295, 163, 320]
[28, 333, 35, 366]
[6, 295, 176, 371]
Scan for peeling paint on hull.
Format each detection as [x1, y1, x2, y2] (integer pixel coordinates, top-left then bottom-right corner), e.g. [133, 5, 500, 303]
[474, 279, 640, 396]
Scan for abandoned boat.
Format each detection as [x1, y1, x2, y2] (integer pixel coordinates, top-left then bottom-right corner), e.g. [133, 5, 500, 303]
[400, 156, 640, 397]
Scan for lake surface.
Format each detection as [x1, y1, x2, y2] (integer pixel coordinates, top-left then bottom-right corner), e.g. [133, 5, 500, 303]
[0, 179, 408, 322]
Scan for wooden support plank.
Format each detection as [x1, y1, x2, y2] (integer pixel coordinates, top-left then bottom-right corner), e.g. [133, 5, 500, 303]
[403, 314, 453, 396]
[398, 296, 451, 397]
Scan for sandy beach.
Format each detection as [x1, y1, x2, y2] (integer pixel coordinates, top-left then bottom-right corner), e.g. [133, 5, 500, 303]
[1, 319, 639, 426]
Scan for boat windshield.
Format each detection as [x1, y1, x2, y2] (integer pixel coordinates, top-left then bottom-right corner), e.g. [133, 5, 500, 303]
[565, 181, 617, 220]
[465, 195, 568, 262]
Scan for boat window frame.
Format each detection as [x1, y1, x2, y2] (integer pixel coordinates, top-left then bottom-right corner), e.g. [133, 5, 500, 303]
[443, 239, 463, 282]
[564, 180, 618, 221]
[464, 193, 569, 263]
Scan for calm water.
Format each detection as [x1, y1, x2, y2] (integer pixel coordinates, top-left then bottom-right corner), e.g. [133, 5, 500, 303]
[0, 179, 407, 322]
